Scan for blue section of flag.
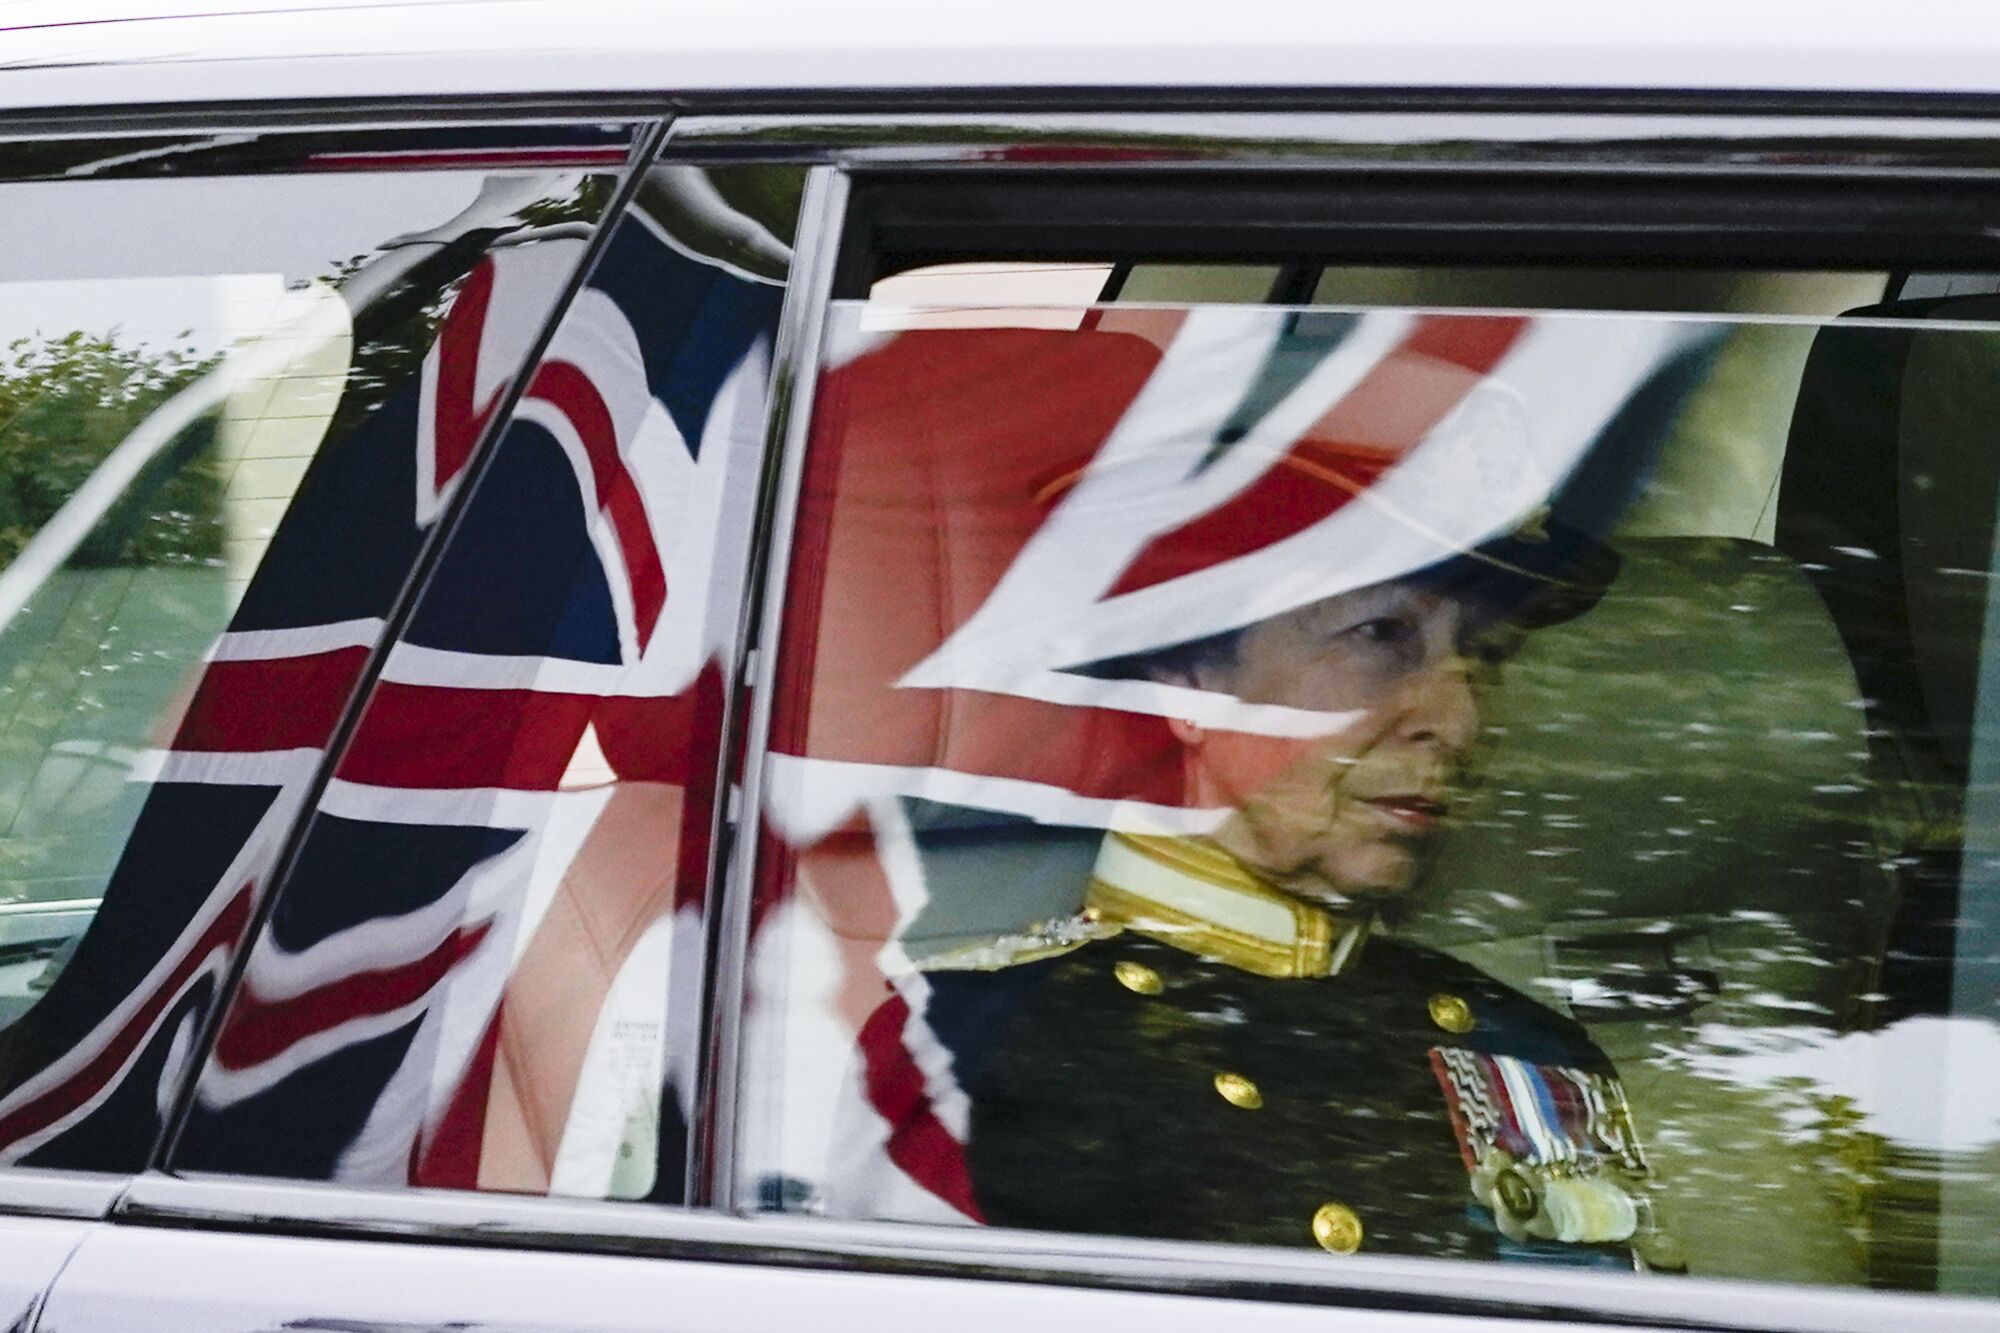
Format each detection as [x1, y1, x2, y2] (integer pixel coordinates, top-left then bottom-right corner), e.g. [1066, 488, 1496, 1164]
[267, 815, 525, 951]
[592, 220, 784, 457]
[229, 377, 425, 634]
[21, 979, 216, 1172]
[400, 418, 622, 664]
[178, 1018, 426, 1177]
[0, 783, 278, 1092]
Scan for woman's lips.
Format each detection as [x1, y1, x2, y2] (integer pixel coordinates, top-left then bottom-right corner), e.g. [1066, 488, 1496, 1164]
[1364, 795, 1446, 832]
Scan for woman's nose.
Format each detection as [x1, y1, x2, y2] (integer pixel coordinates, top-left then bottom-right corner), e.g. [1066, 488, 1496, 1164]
[1398, 657, 1480, 753]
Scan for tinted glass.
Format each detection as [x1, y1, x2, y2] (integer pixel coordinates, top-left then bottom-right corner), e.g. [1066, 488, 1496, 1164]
[173, 165, 802, 1202]
[740, 285, 2000, 1296]
[872, 261, 1892, 319]
[0, 159, 624, 1173]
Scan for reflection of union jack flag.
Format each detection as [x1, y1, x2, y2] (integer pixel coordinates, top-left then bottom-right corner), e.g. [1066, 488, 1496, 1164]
[0, 203, 783, 1193]
[756, 306, 1710, 1220]
[181, 214, 782, 1194]
[0, 229, 552, 1168]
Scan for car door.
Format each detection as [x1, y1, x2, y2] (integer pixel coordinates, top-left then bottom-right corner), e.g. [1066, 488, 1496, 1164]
[0, 1214, 89, 1330]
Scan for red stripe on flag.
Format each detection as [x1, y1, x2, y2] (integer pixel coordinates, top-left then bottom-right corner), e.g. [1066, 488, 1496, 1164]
[0, 881, 255, 1152]
[336, 683, 595, 790]
[1400, 312, 1531, 369]
[411, 1006, 504, 1188]
[173, 648, 371, 752]
[592, 682, 709, 788]
[667, 667, 726, 914]
[857, 993, 985, 1222]
[433, 256, 503, 496]
[1105, 314, 1530, 598]
[588, 663, 726, 912]
[526, 360, 667, 650]
[212, 920, 492, 1070]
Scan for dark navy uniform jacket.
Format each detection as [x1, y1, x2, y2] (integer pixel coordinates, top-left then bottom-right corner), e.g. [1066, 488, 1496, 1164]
[912, 831, 1646, 1267]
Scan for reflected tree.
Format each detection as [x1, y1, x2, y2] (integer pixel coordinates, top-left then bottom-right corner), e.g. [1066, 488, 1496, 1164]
[0, 332, 223, 568]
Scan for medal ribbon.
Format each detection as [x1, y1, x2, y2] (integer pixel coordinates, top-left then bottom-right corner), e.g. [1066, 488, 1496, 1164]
[1491, 1054, 1576, 1168]
[1432, 1048, 1647, 1176]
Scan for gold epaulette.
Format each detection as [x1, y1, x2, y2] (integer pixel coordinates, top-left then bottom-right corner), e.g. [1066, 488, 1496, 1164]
[912, 912, 1125, 972]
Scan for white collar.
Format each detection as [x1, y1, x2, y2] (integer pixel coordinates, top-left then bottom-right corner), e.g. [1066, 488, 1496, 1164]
[1086, 832, 1370, 978]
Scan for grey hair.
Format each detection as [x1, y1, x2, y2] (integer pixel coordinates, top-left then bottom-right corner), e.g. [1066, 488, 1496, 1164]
[1071, 625, 1248, 686]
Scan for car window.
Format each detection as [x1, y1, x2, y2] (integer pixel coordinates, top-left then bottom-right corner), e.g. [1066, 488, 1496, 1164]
[737, 256, 2000, 1296]
[0, 142, 632, 1175]
[872, 260, 1891, 319]
[169, 164, 804, 1203]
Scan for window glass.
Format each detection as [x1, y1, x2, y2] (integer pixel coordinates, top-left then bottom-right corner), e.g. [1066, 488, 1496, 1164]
[740, 282, 2000, 1296]
[172, 165, 802, 1203]
[874, 260, 1890, 318]
[0, 158, 626, 1173]
[1310, 266, 1891, 316]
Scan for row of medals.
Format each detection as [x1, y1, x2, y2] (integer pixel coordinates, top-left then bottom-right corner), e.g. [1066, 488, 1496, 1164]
[1468, 1146, 1683, 1269]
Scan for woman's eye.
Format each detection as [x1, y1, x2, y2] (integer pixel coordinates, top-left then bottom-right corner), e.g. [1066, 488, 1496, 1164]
[1348, 616, 1415, 646]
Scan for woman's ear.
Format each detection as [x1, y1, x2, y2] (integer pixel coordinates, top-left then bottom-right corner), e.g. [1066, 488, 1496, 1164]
[1150, 664, 1209, 749]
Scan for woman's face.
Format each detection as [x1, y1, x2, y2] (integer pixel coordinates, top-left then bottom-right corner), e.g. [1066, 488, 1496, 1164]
[1177, 580, 1505, 904]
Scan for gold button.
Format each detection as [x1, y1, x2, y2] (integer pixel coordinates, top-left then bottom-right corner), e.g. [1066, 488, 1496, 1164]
[1428, 992, 1475, 1034]
[1114, 961, 1164, 995]
[1212, 1072, 1263, 1110]
[1080, 905, 1104, 923]
[1311, 1201, 1363, 1254]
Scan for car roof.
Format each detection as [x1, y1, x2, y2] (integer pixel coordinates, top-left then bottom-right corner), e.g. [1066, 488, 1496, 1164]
[6, 0, 2000, 115]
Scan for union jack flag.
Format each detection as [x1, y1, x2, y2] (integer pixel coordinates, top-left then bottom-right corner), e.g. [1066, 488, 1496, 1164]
[0, 182, 784, 1198]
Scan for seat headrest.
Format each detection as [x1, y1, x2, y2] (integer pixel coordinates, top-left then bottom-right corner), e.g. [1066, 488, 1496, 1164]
[1778, 297, 2000, 789]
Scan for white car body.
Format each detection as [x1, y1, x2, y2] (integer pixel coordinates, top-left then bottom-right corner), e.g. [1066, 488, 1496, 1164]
[4, 6, 2000, 1331]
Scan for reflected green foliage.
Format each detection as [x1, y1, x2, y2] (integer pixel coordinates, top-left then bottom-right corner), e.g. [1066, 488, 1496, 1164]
[634, 165, 801, 282]
[518, 172, 620, 230]
[705, 165, 806, 249]
[0, 331, 233, 937]
[0, 333, 223, 568]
